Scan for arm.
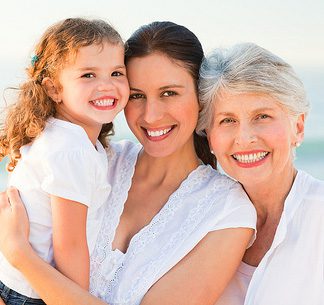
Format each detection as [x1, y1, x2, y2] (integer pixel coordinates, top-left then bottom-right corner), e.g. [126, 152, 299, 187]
[0, 189, 107, 305]
[51, 195, 89, 290]
[0, 189, 252, 305]
[141, 227, 253, 305]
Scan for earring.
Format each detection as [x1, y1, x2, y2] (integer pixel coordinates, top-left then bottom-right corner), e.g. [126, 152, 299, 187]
[295, 142, 301, 148]
[210, 150, 214, 155]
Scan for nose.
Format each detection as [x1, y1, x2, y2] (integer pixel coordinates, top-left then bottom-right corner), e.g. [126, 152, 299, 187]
[235, 123, 257, 145]
[97, 77, 114, 92]
[143, 99, 164, 124]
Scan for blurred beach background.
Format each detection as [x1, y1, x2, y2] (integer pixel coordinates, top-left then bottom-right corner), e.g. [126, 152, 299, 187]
[1, 0, 323, 191]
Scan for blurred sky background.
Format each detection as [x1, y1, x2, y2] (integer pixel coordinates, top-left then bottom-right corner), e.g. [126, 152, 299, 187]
[1, 0, 324, 188]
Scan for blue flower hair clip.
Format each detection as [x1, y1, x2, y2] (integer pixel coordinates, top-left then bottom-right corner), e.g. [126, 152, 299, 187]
[31, 55, 39, 67]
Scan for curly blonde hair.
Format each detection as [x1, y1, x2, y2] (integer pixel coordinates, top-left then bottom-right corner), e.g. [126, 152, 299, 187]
[0, 18, 123, 171]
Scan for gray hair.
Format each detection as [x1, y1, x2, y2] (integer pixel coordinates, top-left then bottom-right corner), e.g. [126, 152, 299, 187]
[197, 42, 310, 134]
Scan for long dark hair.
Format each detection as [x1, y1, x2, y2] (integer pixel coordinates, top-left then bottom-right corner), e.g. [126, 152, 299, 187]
[125, 21, 216, 168]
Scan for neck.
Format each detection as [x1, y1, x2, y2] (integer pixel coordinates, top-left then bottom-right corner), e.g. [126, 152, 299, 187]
[243, 165, 297, 223]
[135, 141, 200, 187]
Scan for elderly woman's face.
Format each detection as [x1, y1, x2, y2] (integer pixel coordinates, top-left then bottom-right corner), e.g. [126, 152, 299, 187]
[207, 92, 304, 186]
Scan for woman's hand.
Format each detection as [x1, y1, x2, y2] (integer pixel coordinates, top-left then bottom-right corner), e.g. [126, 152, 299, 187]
[0, 187, 31, 267]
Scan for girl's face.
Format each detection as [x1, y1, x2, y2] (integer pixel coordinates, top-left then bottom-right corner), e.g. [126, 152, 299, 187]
[52, 42, 129, 140]
[207, 92, 304, 187]
[124, 52, 199, 158]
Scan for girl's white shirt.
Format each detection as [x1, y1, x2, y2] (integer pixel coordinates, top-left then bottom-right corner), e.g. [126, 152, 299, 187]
[0, 118, 110, 298]
[215, 170, 324, 305]
[90, 140, 257, 305]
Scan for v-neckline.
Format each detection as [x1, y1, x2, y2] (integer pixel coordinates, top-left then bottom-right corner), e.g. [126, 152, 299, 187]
[110, 163, 205, 256]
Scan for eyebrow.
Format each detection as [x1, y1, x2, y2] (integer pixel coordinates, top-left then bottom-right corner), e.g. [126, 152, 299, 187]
[130, 84, 185, 92]
[77, 65, 126, 71]
[159, 84, 185, 90]
[215, 107, 275, 116]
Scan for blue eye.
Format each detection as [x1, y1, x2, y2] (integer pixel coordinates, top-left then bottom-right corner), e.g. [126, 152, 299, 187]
[129, 93, 145, 100]
[82, 73, 95, 78]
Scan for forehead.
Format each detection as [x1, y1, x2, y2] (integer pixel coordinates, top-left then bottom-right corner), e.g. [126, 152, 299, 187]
[66, 42, 124, 65]
[126, 52, 193, 86]
[215, 92, 284, 112]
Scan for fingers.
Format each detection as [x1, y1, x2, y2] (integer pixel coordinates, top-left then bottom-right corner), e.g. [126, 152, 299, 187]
[6, 187, 20, 209]
[0, 190, 10, 209]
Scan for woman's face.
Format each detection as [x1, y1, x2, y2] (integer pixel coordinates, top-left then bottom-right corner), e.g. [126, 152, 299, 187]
[124, 52, 199, 158]
[207, 92, 304, 187]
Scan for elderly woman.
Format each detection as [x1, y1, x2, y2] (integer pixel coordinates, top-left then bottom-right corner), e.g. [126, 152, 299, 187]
[197, 42, 324, 305]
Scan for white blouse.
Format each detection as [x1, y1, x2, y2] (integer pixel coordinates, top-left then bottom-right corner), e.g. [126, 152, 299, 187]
[90, 140, 257, 305]
[216, 170, 324, 305]
[0, 118, 110, 298]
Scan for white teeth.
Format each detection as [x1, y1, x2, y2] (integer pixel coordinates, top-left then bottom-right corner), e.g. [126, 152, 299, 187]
[92, 99, 114, 106]
[232, 152, 268, 163]
[147, 127, 172, 137]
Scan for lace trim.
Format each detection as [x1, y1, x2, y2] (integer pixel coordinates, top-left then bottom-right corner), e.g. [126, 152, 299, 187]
[90, 144, 235, 303]
[90, 142, 139, 296]
[121, 167, 232, 303]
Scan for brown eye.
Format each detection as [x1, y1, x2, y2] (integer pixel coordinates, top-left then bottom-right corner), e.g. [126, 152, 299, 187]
[161, 91, 177, 97]
[129, 93, 145, 100]
[257, 114, 270, 120]
[112, 71, 123, 76]
[82, 73, 95, 78]
[220, 118, 235, 124]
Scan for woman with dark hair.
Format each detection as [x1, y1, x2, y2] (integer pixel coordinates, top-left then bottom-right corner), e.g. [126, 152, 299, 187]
[0, 21, 256, 305]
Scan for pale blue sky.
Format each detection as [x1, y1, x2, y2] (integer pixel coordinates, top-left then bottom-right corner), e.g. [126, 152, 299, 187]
[1, 0, 323, 122]
[1, 0, 323, 69]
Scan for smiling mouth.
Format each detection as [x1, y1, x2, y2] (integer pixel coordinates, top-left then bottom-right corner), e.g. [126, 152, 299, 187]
[142, 126, 175, 139]
[232, 152, 269, 163]
[90, 98, 116, 108]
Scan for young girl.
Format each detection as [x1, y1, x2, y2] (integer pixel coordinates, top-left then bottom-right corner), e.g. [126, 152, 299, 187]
[0, 18, 129, 304]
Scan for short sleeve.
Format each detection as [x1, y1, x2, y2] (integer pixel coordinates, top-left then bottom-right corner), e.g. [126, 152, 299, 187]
[41, 149, 96, 207]
[211, 182, 257, 247]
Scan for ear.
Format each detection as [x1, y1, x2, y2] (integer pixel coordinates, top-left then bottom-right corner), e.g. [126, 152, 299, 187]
[295, 113, 305, 144]
[42, 77, 61, 103]
[205, 130, 214, 154]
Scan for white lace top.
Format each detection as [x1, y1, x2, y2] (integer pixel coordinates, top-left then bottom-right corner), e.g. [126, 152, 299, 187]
[90, 140, 256, 305]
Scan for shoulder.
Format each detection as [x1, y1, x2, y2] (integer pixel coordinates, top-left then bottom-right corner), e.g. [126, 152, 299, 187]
[34, 118, 92, 153]
[199, 166, 251, 207]
[193, 165, 237, 191]
[106, 139, 141, 164]
[296, 171, 324, 206]
[188, 166, 256, 230]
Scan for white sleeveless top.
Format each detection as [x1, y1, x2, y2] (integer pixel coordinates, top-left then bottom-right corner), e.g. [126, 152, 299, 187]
[89, 140, 257, 305]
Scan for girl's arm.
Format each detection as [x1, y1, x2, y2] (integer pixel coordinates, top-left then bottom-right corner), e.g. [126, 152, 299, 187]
[0, 189, 106, 305]
[141, 227, 253, 305]
[51, 195, 89, 290]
